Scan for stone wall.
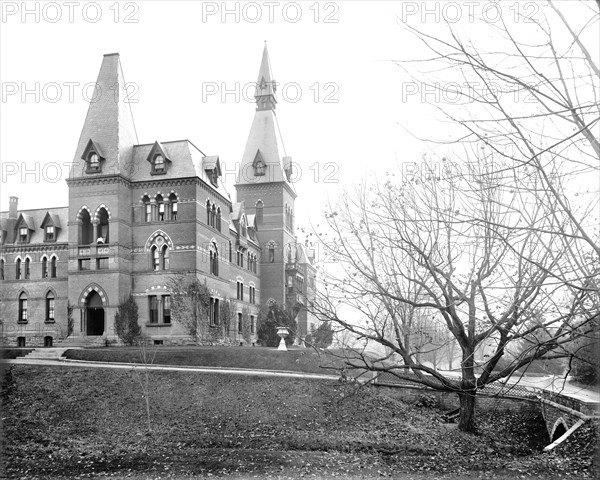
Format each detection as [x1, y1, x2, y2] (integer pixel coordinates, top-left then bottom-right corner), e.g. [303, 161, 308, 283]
[375, 382, 539, 414]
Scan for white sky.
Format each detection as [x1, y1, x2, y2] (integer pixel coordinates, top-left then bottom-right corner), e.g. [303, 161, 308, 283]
[0, 1, 594, 244]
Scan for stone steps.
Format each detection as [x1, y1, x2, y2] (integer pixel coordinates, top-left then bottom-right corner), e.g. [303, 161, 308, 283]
[23, 348, 70, 360]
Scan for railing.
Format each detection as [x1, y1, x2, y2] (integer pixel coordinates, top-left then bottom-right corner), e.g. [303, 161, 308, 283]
[77, 244, 111, 256]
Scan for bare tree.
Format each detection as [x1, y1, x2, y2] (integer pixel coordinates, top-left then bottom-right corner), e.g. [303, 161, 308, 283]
[313, 150, 598, 432]
[133, 338, 157, 433]
[394, 0, 600, 380]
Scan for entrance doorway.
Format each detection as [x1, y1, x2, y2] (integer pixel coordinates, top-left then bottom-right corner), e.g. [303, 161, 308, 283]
[85, 290, 104, 336]
[44, 336, 53, 347]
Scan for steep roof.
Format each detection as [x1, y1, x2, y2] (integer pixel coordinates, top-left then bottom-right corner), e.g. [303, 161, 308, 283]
[130, 140, 230, 199]
[286, 242, 315, 266]
[255, 43, 277, 102]
[0, 207, 69, 243]
[69, 53, 139, 179]
[236, 46, 295, 193]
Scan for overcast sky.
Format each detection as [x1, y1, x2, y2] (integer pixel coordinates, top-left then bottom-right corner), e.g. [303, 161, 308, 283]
[1, 1, 593, 242]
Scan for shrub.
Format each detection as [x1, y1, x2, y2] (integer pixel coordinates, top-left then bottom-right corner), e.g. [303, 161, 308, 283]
[307, 322, 334, 349]
[114, 294, 142, 346]
[570, 328, 600, 385]
[257, 301, 296, 347]
[415, 393, 437, 408]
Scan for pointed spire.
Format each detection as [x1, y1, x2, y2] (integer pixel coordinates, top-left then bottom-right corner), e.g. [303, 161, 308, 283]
[255, 42, 277, 111]
[70, 53, 139, 178]
[236, 45, 294, 195]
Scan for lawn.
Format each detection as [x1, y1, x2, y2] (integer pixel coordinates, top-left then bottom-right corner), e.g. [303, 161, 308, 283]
[2, 365, 597, 479]
[0, 348, 33, 359]
[63, 346, 361, 376]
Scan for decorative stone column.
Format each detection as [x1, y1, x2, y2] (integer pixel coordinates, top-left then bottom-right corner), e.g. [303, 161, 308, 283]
[92, 219, 100, 243]
[150, 199, 157, 222]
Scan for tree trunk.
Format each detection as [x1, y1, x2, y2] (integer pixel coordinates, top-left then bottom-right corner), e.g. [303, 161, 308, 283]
[458, 380, 477, 433]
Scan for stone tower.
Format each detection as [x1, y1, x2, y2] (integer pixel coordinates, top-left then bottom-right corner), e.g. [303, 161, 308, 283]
[66, 53, 139, 337]
[235, 45, 298, 308]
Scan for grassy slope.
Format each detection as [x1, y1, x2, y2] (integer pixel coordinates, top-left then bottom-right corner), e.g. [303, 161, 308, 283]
[63, 346, 353, 375]
[2, 365, 597, 479]
[0, 348, 33, 359]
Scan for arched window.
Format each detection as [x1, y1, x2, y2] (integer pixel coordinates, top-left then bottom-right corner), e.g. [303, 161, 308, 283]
[210, 243, 219, 276]
[46, 291, 55, 322]
[149, 296, 158, 323]
[50, 257, 57, 278]
[214, 250, 218, 276]
[161, 245, 169, 270]
[229, 241, 233, 262]
[24, 258, 30, 279]
[216, 207, 221, 231]
[89, 153, 100, 171]
[16, 258, 21, 280]
[256, 200, 264, 225]
[143, 196, 151, 222]
[18, 292, 27, 322]
[0, 259, 4, 280]
[211, 204, 216, 228]
[79, 209, 93, 245]
[152, 246, 160, 271]
[290, 207, 293, 232]
[285, 205, 292, 231]
[97, 207, 109, 243]
[269, 245, 275, 263]
[42, 257, 48, 278]
[169, 193, 178, 220]
[156, 194, 164, 221]
[206, 200, 211, 224]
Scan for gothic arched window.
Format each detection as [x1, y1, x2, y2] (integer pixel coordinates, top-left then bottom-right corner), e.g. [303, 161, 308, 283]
[46, 291, 55, 322]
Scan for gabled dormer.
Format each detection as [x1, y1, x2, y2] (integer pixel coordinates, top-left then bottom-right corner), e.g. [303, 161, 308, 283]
[231, 202, 250, 248]
[15, 214, 35, 244]
[40, 212, 62, 242]
[253, 150, 266, 176]
[147, 141, 171, 175]
[203, 156, 222, 187]
[81, 139, 105, 174]
[246, 214, 258, 241]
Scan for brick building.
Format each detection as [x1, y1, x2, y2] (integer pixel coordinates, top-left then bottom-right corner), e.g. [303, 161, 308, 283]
[0, 46, 317, 347]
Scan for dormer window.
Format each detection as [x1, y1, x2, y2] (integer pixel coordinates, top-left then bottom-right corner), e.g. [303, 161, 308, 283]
[255, 160, 265, 176]
[147, 142, 171, 175]
[86, 151, 102, 173]
[82, 139, 105, 173]
[89, 153, 99, 170]
[202, 156, 221, 187]
[45, 225, 55, 241]
[253, 150, 266, 176]
[154, 155, 165, 172]
[19, 227, 28, 243]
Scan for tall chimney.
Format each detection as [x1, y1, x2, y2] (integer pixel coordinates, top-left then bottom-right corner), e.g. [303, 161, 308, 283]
[9, 196, 18, 219]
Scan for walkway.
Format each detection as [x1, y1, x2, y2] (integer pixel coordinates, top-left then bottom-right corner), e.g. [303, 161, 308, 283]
[6, 350, 598, 403]
[2, 355, 340, 381]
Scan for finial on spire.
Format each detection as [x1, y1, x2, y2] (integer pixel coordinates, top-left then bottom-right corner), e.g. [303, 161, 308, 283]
[255, 43, 277, 111]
